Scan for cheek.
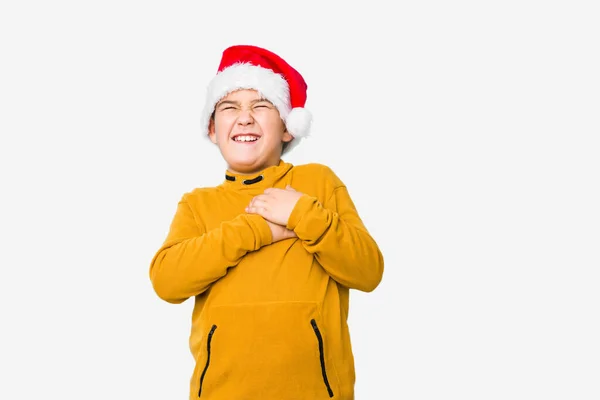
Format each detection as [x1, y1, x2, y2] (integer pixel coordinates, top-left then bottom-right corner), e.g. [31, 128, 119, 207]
[256, 115, 286, 139]
[214, 116, 235, 140]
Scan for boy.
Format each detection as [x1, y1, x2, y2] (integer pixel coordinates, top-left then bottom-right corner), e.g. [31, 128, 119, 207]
[149, 44, 384, 400]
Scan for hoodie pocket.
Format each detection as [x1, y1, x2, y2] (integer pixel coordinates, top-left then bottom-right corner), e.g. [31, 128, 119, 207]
[196, 302, 338, 399]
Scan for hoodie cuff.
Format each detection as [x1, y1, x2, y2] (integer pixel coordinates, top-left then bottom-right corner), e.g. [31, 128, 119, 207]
[245, 213, 273, 248]
[286, 194, 329, 242]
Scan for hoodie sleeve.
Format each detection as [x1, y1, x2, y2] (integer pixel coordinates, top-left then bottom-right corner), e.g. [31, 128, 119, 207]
[286, 178, 384, 292]
[149, 197, 273, 304]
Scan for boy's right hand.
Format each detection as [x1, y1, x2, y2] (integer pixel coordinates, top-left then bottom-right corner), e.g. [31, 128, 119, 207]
[266, 219, 297, 242]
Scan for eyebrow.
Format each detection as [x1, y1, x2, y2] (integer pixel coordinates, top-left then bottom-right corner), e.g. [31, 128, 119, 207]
[252, 97, 272, 104]
[216, 100, 238, 108]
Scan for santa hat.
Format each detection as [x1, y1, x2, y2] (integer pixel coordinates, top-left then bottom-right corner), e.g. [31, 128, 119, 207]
[200, 45, 312, 155]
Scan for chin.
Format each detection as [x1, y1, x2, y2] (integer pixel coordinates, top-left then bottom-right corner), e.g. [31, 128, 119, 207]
[222, 146, 281, 174]
[226, 156, 262, 173]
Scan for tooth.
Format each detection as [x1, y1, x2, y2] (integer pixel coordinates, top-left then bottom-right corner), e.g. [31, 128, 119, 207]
[237, 136, 255, 142]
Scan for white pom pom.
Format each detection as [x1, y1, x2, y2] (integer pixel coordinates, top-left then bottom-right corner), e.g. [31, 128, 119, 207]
[285, 107, 312, 139]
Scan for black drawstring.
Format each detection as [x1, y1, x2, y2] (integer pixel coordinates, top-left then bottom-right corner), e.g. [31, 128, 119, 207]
[225, 174, 264, 185]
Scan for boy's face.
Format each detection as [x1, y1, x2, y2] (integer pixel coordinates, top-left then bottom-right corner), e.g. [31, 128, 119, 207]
[208, 89, 293, 175]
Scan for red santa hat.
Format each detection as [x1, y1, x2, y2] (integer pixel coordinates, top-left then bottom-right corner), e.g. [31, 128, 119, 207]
[200, 45, 312, 154]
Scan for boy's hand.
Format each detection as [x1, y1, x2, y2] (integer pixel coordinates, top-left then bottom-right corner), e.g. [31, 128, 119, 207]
[246, 185, 304, 226]
[265, 220, 297, 242]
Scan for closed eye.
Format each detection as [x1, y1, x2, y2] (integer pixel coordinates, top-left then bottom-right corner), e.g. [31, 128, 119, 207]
[254, 102, 273, 109]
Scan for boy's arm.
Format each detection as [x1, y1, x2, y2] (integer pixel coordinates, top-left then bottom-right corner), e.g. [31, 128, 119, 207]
[286, 185, 384, 292]
[149, 197, 272, 304]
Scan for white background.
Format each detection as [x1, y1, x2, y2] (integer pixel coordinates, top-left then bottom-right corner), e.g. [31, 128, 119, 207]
[1, 1, 599, 399]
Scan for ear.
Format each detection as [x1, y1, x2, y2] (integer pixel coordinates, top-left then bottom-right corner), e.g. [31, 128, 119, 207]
[208, 118, 218, 144]
[282, 127, 293, 143]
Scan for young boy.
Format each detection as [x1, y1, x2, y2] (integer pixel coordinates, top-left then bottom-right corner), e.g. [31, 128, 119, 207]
[149, 45, 384, 400]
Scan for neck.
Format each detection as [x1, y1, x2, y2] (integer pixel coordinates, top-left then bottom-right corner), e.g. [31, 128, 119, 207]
[226, 159, 281, 176]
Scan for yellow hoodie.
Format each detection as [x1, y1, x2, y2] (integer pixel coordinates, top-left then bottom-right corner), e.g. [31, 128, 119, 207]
[149, 160, 384, 400]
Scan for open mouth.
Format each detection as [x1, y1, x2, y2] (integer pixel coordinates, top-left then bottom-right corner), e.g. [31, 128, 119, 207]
[232, 134, 260, 143]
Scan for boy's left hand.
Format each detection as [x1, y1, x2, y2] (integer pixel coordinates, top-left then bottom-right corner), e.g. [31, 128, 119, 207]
[246, 185, 304, 226]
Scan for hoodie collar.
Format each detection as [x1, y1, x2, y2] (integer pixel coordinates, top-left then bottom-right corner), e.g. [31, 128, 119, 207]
[220, 159, 293, 191]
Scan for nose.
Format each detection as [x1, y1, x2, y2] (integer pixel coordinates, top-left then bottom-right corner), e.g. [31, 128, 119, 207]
[237, 109, 254, 126]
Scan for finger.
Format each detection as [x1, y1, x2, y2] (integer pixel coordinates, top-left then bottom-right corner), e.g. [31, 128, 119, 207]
[285, 185, 296, 191]
[246, 206, 258, 214]
[250, 198, 269, 209]
[252, 199, 270, 208]
[252, 194, 272, 202]
[248, 195, 261, 207]
[245, 206, 268, 217]
[263, 188, 285, 195]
